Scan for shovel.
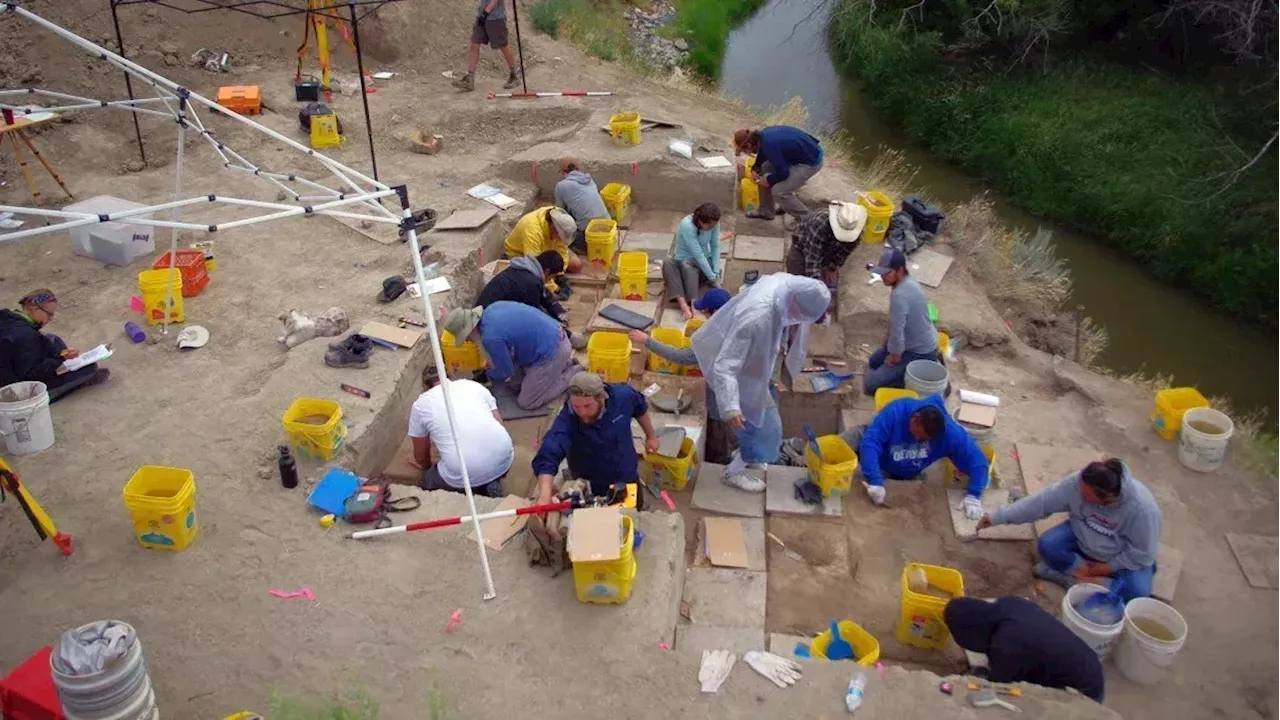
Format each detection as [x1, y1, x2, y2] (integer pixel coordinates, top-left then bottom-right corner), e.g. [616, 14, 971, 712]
[824, 620, 855, 661]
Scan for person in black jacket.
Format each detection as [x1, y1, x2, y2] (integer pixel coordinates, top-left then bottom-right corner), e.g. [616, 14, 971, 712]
[0, 289, 109, 402]
[477, 252, 586, 349]
[944, 596, 1105, 703]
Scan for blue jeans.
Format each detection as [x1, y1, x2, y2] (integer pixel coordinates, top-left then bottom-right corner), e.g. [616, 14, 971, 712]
[1037, 522, 1155, 603]
[862, 346, 940, 396]
[732, 385, 783, 465]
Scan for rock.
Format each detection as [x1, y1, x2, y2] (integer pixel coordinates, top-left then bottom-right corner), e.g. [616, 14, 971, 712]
[159, 41, 179, 55]
[163, 54, 180, 67]
[674, 38, 689, 51]
[124, 159, 145, 173]
[20, 70, 41, 85]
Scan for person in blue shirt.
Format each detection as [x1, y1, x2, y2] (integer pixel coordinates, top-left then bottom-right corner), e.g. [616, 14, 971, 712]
[532, 372, 660, 506]
[841, 395, 989, 519]
[443, 301, 581, 411]
[666, 203, 731, 320]
[734, 126, 824, 222]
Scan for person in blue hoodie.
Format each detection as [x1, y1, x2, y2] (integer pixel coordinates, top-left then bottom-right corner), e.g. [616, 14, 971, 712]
[734, 126, 824, 221]
[979, 457, 1162, 603]
[841, 395, 989, 519]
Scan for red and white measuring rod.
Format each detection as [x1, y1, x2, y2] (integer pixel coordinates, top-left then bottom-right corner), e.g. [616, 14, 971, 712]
[487, 91, 615, 99]
[346, 500, 575, 540]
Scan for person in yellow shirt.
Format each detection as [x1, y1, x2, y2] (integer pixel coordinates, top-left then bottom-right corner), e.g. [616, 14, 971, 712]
[503, 207, 583, 294]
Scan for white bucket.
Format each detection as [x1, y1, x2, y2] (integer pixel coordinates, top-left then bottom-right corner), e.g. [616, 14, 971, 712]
[1060, 583, 1124, 659]
[1114, 597, 1188, 685]
[1177, 407, 1233, 473]
[904, 359, 948, 398]
[52, 629, 157, 720]
[0, 380, 55, 455]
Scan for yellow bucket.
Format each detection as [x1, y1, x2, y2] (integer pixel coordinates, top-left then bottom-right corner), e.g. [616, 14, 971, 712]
[442, 330, 484, 374]
[857, 190, 894, 245]
[586, 218, 619, 268]
[944, 444, 997, 487]
[896, 562, 965, 649]
[739, 177, 760, 213]
[805, 435, 858, 497]
[647, 327, 692, 375]
[874, 387, 919, 413]
[571, 515, 637, 604]
[600, 183, 632, 223]
[608, 112, 642, 145]
[1151, 387, 1209, 441]
[122, 465, 199, 552]
[617, 250, 649, 301]
[810, 620, 881, 665]
[644, 436, 698, 491]
[281, 397, 348, 461]
[137, 269, 184, 326]
[587, 332, 631, 383]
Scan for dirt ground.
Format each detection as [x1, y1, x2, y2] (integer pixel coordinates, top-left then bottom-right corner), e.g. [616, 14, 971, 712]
[1, 2, 1277, 719]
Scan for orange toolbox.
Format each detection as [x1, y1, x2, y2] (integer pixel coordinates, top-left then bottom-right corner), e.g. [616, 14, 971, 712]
[216, 85, 262, 115]
[152, 249, 211, 297]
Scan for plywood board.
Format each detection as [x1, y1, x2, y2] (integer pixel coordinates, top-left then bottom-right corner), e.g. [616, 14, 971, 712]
[704, 517, 749, 568]
[360, 321, 423, 348]
[806, 323, 845, 359]
[947, 489, 1035, 541]
[1015, 443, 1102, 536]
[658, 308, 687, 329]
[588, 298, 658, 332]
[465, 495, 532, 550]
[1152, 544, 1184, 602]
[908, 246, 954, 288]
[684, 567, 767, 628]
[957, 402, 997, 428]
[691, 463, 764, 518]
[696, 517, 766, 572]
[1226, 533, 1278, 589]
[620, 231, 674, 254]
[765, 465, 842, 517]
[732, 234, 785, 262]
[567, 506, 622, 562]
[433, 206, 498, 231]
[677, 625, 764, 656]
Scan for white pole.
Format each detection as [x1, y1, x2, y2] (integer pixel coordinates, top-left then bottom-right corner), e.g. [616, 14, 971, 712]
[162, 96, 188, 337]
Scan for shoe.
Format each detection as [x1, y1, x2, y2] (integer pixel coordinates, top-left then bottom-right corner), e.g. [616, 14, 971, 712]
[569, 331, 588, 350]
[555, 278, 573, 301]
[329, 334, 372, 354]
[451, 73, 475, 92]
[503, 70, 521, 90]
[325, 345, 369, 369]
[1033, 561, 1076, 590]
[722, 464, 766, 493]
[745, 211, 776, 221]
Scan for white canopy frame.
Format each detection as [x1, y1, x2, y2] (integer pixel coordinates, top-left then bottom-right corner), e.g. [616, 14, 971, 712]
[0, 2, 500, 600]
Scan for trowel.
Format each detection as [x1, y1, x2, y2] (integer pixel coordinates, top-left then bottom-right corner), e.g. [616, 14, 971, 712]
[655, 426, 687, 458]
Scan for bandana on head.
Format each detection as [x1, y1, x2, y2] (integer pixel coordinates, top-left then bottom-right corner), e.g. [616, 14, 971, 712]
[20, 291, 56, 307]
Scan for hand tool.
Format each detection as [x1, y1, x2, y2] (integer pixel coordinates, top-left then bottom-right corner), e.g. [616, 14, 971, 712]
[968, 681, 1022, 697]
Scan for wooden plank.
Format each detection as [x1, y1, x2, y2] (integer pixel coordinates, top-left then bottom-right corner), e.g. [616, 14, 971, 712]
[908, 246, 953, 288]
[1226, 533, 1278, 589]
[1152, 544, 1184, 602]
[433, 206, 498, 231]
[1015, 443, 1101, 537]
[465, 495, 532, 550]
[360, 321, 423, 348]
[704, 517, 749, 568]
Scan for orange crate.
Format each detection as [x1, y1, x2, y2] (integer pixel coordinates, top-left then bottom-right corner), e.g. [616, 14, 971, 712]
[216, 85, 262, 115]
[152, 250, 211, 297]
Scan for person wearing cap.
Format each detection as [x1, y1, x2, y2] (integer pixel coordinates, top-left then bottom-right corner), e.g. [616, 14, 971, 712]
[733, 126, 824, 222]
[667, 203, 729, 320]
[553, 157, 610, 253]
[407, 364, 514, 498]
[531, 371, 660, 506]
[787, 202, 865, 288]
[0, 289, 110, 402]
[691, 274, 831, 492]
[444, 301, 581, 411]
[503, 206, 583, 295]
[477, 251, 587, 350]
[863, 247, 940, 396]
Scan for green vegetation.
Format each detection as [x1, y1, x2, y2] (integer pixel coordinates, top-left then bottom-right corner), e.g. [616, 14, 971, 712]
[670, 0, 769, 77]
[529, 0, 637, 65]
[266, 678, 449, 720]
[829, 0, 1279, 325]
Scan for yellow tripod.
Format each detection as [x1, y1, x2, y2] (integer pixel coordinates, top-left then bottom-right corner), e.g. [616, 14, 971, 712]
[295, 0, 358, 101]
[1, 457, 73, 556]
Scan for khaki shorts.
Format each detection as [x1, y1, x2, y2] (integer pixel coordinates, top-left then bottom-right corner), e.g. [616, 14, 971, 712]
[471, 17, 509, 49]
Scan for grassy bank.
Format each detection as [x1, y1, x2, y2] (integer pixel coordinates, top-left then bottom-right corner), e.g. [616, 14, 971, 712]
[670, 0, 769, 77]
[529, 0, 636, 65]
[828, 2, 1279, 326]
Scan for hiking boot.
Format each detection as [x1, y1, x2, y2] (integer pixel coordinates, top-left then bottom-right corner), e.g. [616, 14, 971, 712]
[325, 345, 369, 369]
[503, 69, 521, 90]
[451, 73, 475, 92]
[569, 331, 588, 350]
[745, 211, 776, 221]
[329, 333, 372, 354]
[554, 277, 573, 301]
[722, 463, 766, 493]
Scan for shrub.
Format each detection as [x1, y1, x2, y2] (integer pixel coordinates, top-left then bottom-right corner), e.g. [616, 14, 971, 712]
[672, 0, 769, 78]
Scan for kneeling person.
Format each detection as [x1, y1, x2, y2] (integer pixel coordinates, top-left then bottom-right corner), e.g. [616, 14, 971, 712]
[844, 395, 989, 518]
[408, 365, 514, 497]
[444, 301, 581, 411]
[532, 372, 660, 506]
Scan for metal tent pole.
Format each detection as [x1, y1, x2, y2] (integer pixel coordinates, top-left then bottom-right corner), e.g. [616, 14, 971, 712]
[108, 0, 147, 165]
[347, 1, 379, 182]
[162, 91, 189, 337]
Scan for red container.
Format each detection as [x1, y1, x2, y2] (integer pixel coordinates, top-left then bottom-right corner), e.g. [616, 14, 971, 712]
[152, 249, 210, 297]
[0, 646, 64, 720]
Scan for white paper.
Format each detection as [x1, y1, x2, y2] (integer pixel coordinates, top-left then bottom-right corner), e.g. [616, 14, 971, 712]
[372, 72, 395, 80]
[697, 155, 732, 168]
[467, 183, 502, 200]
[668, 139, 693, 159]
[63, 343, 112, 372]
[483, 193, 519, 210]
[958, 389, 1000, 407]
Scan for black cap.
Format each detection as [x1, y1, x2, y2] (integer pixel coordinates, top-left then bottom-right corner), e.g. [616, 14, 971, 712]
[868, 247, 907, 275]
[378, 276, 407, 303]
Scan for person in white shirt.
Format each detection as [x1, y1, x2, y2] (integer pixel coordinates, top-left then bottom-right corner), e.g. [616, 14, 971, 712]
[407, 365, 514, 497]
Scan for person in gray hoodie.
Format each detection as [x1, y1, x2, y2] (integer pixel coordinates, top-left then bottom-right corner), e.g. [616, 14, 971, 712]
[979, 458, 1161, 602]
[553, 157, 610, 252]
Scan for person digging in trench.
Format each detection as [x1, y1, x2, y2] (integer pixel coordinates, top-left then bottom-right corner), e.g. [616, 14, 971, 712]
[553, 157, 611, 254]
[503, 206, 583, 298]
[444, 301, 581, 412]
[862, 246, 942, 397]
[407, 365, 513, 498]
[0, 289, 110, 402]
[786, 201, 865, 292]
[451, 0, 521, 92]
[838, 395, 989, 519]
[531, 371, 659, 510]
[733, 126, 823, 224]
[978, 457, 1161, 603]
[665, 202, 731, 320]
[477, 251, 587, 350]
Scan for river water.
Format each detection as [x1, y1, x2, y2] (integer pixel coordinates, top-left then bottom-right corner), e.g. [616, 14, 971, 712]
[718, 0, 1278, 422]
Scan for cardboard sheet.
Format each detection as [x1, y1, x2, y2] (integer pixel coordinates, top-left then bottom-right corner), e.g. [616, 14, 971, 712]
[1015, 443, 1101, 536]
[908, 246, 954, 288]
[1226, 533, 1278, 589]
[466, 495, 532, 550]
[703, 517, 749, 568]
[434, 206, 499, 231]
[567, 506, 622, 562]
[956, 402, 997, 428]
[360, 321, 423, 348]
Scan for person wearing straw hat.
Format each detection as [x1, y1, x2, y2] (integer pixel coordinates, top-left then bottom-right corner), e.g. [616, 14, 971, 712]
[503, 206, 584, 296]
[0, 289, 110, 402]
[444, 301, 582, 411]
[786, 201, 866, 290]
[531, 371, 660, 508]
[862, 247, 940, 397]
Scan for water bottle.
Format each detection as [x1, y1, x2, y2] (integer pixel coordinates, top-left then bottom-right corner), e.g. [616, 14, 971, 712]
[124, 321, 145, 343]
[845, 668, 867, 713]
[277, 445, 298, 489]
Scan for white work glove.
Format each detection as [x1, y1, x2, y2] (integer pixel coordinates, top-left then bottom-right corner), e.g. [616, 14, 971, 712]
[963, 494, 984, 521]
[698, 649, 736, 693]
[743, 651, 802, 689]
[864, 482, 886, 507]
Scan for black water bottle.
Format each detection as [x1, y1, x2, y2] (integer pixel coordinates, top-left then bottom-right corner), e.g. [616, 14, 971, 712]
[278, 445, 298, 489]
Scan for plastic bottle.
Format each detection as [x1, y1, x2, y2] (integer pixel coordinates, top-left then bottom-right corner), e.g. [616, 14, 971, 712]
[845, 668, 867, 713]
[124, 321, 146, 343]
[277, 445, 298, 489]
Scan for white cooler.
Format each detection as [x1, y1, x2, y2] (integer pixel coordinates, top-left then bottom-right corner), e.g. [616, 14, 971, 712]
[64, 195, 155, 266]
